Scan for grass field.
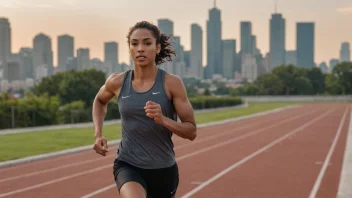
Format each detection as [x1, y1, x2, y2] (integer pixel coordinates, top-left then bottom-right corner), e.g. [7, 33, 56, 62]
[0, 102, 297, 162]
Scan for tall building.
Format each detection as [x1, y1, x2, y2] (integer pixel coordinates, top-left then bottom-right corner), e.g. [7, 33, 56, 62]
[240, 21, 252, 55]
[33, 33, 53, 80]
[157, 19, 174, 36]
[296, 22, 315, 68]
[19, 48, 34, 79]
[0, 18, 11, 67]
[104, 42, 118, 74]
[173, 36, 186, 77]
[205, 1, 222, 79]
[340, 42, 350, 62]
[329, 59, 339, 72]
[76, 48, 90, 71]
[251, 35, 257, 55]
[285, 50, 296, 66]
[241, 53, 258, 83]
[157, 19, 174, 73]
[4, 61, 22, 82]
[270, 13, 286, 68]
[190, 23, 203, 79]
[222, 39, 236, 79]
[58, 34, 74, 72]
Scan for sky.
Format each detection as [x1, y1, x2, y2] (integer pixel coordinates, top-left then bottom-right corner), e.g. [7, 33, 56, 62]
[1, 0, 352, 67]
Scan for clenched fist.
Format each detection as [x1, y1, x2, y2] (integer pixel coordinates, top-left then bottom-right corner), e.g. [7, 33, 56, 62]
[93, 136, 108, 156]
[144, 101, 166, 125]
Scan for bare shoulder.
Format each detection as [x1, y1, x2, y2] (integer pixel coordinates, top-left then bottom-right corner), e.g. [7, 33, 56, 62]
[164, 72, 186, 99]
[105, 71, 128, 94]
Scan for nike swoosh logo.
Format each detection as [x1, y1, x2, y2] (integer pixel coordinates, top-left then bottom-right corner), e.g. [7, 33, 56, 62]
[122, 96, 131, 99]
[170, 189, 177, 194]
[152, 92, 160, 95]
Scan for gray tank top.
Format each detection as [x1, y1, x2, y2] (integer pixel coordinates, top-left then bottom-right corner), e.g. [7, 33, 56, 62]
[116, 68, 177, 169]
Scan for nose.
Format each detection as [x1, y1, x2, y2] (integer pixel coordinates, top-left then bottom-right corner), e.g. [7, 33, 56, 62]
[137, 44, 144, 53]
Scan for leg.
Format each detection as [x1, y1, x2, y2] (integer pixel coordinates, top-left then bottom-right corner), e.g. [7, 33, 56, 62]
[120, 181, 146, 198]
[113, 159, 148, 198]
[142, 163, 179, 198]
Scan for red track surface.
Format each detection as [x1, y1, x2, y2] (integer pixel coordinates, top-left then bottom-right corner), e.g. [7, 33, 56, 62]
[0, 103, 350, 198]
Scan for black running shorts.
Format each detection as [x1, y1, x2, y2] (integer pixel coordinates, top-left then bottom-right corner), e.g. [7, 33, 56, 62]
[113, 158, 179, 198]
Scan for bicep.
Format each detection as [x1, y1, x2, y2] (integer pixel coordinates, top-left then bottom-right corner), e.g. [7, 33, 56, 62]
[95, 73, 122, 104]
[95, 85, 115, 104]
[171, 78, 196, 125]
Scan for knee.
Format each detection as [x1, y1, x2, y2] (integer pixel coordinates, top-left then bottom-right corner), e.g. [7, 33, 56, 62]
[120, 181, 146, 198]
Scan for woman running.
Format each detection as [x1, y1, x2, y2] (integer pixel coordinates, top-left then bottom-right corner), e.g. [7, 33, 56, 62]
[92, 21, 197, 198]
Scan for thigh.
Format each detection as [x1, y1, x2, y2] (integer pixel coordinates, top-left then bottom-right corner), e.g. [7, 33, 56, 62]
[113, 159, 148, 197]
[120, 181, 146, 198]
[143, 163, 179, 198]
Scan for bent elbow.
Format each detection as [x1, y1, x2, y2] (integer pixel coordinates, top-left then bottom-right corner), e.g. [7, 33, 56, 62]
[189, 129, 197, 141]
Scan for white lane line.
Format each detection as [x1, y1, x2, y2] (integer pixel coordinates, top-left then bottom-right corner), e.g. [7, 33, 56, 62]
[0, 105, 297, 182]
[309, 107, 348, 198]
[80, 184, 116, 198]
[79, 108, 320, 198]
[0, 156, 115, 183]
[181, 108, 334, 198]
[337, 104, 352, 198]
[0, 164, 112, 198]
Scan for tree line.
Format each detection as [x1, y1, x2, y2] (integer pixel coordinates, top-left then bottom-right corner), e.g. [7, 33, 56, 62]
[0, 69, 242, 129]
[231, 62, 352, 96]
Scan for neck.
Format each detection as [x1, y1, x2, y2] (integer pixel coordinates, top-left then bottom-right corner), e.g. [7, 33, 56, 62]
[133, 63, 158, 81]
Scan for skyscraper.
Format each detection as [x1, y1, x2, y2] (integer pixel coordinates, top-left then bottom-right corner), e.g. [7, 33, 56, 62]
[33, 33, 53, 79]
[157, 19, 174, 73]
[77, 48, 90, 71]
[0, 18, 11, 66]
[104, 42, 118, 73]
[270, 13, 286, 68]
[296, 22, 315, 68]
[240, 21, 252, 55]
[19, 48, 34, 79]
[205, 1, 222, 79]
[222, 39, 236, 79]
[58, 34, 74, 72]
[157, 19, 174, 36]
[340, 42, 350, 62]
[190, 23, 203, 79]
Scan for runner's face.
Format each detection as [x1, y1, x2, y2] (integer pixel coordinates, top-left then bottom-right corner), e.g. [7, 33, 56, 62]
[129, 28, 160, 67]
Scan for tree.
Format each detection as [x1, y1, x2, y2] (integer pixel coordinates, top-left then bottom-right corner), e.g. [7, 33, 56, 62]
[306, 67, 325, 94]
[254, 73, 284, 95]
[325, 73, 342, 95]
[33, 69, 106, 106]
[332, 62, 352, 94]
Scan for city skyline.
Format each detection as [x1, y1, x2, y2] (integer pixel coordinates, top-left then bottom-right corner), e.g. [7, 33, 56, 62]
[1, 0, 351, 66]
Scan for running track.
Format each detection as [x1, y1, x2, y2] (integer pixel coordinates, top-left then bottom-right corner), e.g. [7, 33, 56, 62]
[0, 103, 351, 198]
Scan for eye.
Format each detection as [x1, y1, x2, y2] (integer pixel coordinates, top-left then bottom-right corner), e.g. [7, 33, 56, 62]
[131, 43, 137, 46]
[146, 42, 152, 45]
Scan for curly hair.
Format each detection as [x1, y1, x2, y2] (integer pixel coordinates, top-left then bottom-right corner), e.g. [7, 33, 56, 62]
[127, 21, 176, 65]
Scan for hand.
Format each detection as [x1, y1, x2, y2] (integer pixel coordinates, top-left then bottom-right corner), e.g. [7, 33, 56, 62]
[144, 101, 166, 125]
[93, 136, 108, 156]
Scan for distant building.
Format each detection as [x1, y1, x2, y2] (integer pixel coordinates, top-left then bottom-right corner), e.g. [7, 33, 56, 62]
[296, 22, 315, 68]
[270, 13, 286, 68]
[340, 42, 350, 62]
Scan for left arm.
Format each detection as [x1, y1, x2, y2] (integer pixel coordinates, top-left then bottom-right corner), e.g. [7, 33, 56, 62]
[144, 75, 197, 141]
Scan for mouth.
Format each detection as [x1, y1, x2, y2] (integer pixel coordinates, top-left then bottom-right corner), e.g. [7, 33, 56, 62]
[136, 55, 147, 59]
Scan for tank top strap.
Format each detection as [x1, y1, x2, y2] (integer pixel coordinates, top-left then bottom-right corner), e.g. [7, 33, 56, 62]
[154, 68, 166, 92]
[118, 69, 132, 100]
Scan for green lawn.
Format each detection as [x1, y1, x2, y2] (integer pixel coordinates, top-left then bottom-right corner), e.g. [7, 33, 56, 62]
[0, 102, 297, 162]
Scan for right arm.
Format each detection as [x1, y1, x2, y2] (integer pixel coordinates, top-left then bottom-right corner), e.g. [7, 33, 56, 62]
[92, 72, 125, 156]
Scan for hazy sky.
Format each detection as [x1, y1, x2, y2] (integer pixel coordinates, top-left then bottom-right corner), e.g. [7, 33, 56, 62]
[1, 0, 351, 66]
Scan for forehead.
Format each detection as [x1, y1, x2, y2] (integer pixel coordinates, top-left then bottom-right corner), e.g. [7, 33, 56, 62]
[130, 28, 155, 40]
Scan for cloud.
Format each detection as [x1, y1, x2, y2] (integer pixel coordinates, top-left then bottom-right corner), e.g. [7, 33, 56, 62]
[337, 7, 352, 14]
